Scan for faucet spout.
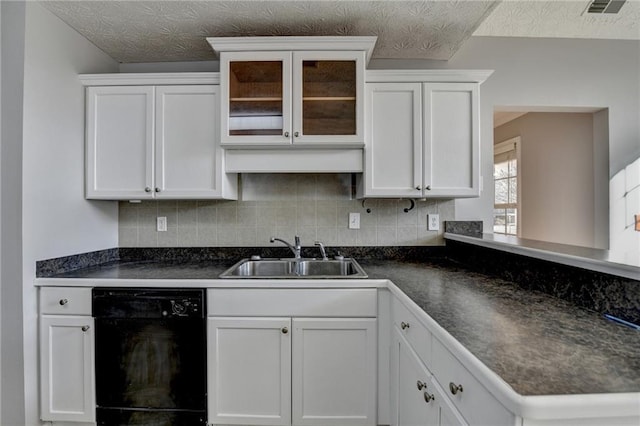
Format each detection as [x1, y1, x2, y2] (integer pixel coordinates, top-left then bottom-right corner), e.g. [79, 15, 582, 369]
[270, 236, 302, 259]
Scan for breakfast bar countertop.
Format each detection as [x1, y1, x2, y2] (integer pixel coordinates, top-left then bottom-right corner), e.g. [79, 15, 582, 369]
[35, 256, 640, 399]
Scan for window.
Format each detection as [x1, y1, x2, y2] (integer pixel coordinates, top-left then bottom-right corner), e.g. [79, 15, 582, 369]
[494, 137, 520, 235]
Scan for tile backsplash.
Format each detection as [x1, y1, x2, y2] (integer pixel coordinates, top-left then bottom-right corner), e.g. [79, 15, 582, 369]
[119, 174, 454, 247]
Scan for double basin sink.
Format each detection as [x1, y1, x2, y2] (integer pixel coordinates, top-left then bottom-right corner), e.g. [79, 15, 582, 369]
[219, 258, 367, 279]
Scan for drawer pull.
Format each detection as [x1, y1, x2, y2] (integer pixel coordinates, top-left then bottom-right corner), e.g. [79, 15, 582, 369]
[416, 380, 427, 390]
[449, 382, 464, 395]
[400, 321, 410, 330]
[81, 325, 90, 332]
[59, 299, 68, 306]
[423, 391, 435, 403]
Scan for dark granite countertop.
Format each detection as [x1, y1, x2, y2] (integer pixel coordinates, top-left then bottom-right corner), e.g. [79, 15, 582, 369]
[360, 259, 640, 396]
[38, 257, 640, 397]
[47, 259, 233, 280]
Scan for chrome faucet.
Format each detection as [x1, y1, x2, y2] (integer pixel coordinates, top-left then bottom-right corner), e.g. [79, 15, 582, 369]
[270, 236, 301, 259]
[314, 241, 328, 261]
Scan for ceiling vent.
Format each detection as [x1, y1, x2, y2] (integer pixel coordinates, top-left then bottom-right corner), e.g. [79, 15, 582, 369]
[586, 0, 626, 14]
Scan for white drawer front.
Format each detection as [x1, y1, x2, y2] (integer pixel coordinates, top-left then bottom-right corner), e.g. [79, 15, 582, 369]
[208, 288, 377, 317]
[40, 287, 92, 315]
[392, 296, 432, 369]
[432, 338, 514, 426]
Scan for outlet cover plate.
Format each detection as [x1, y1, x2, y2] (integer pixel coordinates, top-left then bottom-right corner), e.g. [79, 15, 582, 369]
[427, 214, 440, 231]
[157, 216, 167, 232]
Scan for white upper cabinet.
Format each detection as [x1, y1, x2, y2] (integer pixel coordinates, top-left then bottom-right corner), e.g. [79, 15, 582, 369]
[86, 86, 154, 200]
[84, 77, 237, 200]
[210, 37, 373, 148]
[424, 83, 479, 198]
[360, 71, 491, 199]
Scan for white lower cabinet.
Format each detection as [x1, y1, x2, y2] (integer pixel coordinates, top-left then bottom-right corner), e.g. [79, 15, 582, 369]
[208, 316, 377, 426]
[208, 317, 292, 425]
[39, 288, 95, 423]
[292, 318, 377, 426]
[206, 289, 378, 426]
[392, 327, 467, 426]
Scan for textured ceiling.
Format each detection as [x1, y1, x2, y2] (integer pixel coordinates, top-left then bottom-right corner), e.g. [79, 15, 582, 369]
[40, 1, 499, 63]
[474, 0, 640, 39]
[40, 1, 640, 64]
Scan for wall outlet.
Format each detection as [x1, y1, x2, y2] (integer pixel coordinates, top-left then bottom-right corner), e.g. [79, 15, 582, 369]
[427, 214, 440, 231]
[349, 212, 361, 229]
[157, 216, 167, 232]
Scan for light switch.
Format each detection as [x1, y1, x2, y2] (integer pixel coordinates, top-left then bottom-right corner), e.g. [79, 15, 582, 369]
[349, 212, 361, 229]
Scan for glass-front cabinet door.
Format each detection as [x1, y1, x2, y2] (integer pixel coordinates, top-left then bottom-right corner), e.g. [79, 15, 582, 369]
[220, 50, 364, 146]
[220, 51, 292, 145]
[292, 51, 364, 145]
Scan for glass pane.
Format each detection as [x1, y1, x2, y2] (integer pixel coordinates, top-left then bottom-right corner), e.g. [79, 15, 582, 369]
[509, 177, 518, 203]
[509, 158, 517, 176]
[506, 208, 517, 235]
[493, 209, 506, 234]
[302, 60, 356, 136]
[229, 61, 283, 136]
[494, 161, 509, 179]
[495, 179, 508, 204]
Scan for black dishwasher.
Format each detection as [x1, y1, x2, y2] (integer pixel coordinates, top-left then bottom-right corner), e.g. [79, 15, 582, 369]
[93, 288, 207, 426]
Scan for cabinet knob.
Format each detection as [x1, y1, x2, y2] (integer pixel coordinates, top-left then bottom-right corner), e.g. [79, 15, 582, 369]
[400, 321, 410, 330]
[416, 380, 426, 391]
[449, 382, 464, 395]
[145, 187, 152, 193]
[294, 131, 300, 137]
[281, 327, 289, 334]
[59, 299, 68, 306]
[425, 185, 432, 191]
[415, 186, 421, 190]
[155, 187, 161, 193]
[81, 325, 90, 332]
[423, 391, 435, 403]
[284, 131, 290, 138]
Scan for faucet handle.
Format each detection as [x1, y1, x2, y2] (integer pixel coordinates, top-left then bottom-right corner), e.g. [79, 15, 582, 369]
[294, 235, 301, 246]
[314, 241, 328, 261]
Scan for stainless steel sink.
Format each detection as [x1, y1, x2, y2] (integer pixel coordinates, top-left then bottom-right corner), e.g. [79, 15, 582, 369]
[219, 258, 367, 279]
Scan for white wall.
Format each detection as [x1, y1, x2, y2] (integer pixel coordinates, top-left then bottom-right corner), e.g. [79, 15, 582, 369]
[1, 2, 26, 424]
[494, 112, 600, 248]
[370, 37, 640, 249]
[20, 3, 118, 424]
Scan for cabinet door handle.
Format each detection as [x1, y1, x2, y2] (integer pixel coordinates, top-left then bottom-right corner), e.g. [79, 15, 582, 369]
[400, 321, 410, 330]
[81, 325, 90, 332]
[425, 185, 432, 191]
[281, 327, 289, 334]
[59, 299, 68, 306]
[449, 382, 464, 395]
[423, 391, 435, 403]
[145, 187, 152, 193]
[416, 380, 427, 390]
[415, 186, 421, 190]
[284, 131, 290, 138]
[294, 131, 299, 137]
